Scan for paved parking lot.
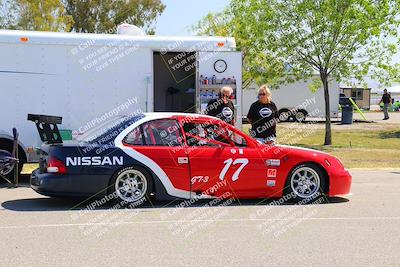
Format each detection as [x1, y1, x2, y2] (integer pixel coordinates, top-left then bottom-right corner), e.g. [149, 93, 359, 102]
[1, 170, 400, 266]
[353, 111, 400, 124]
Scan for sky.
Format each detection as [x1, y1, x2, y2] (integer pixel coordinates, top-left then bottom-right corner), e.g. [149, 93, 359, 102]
[155, 0, 230, 36]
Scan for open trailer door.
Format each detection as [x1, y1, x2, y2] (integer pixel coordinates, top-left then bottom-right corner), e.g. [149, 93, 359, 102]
[153, 52, 196, 113]
[197, 51, 243, 129]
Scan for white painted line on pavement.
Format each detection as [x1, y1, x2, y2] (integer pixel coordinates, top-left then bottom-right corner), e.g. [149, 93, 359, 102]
[0, 216, 400, 230]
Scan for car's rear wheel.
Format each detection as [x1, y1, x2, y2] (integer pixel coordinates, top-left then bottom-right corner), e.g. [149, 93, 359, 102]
[110, 166, 153, 206]
[285, 163, 326, 202]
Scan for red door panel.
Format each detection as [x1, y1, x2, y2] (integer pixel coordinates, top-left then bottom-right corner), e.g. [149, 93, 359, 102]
[187, 147, 230, 197]
[132, 146, 190, 192]
[188, 147, 269, 198]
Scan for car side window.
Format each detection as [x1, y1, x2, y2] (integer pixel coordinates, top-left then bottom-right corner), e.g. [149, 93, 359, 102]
[123, 126, 143, 145]
[183, 123, 232, 147]
[141, 119, 183, 146]
[228, 130, 247, 147]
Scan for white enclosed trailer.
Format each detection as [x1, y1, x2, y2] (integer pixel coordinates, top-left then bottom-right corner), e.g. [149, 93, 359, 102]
[0, 29, 242, 175]
[243, 78, 340, 122]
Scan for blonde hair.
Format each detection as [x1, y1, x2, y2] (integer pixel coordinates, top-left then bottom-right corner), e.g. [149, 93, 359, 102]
[258, 85, 272, 103]
[220, 86, 233, 96]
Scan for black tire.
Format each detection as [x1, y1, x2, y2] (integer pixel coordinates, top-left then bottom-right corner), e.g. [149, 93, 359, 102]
[293, 110, 308, 123]
[0, 141, 25, 184]
[284, 163, 326, 203]
[278, 109, 291, 122]
[109, 166, 154, 207]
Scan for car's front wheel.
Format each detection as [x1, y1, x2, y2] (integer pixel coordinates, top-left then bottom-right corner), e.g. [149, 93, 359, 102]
[285, 163, 326, 202]
[110, 166, 153, 206]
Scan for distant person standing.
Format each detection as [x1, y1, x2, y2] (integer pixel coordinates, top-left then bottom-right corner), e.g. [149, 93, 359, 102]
[205, 86, 235, 125]
[247, 85, 279, 144]
[379, 89, 392, 120]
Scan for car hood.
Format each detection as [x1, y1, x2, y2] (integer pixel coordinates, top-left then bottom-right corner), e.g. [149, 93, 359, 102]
[276, 145, 330, 156]
[257, 143, 332, 159]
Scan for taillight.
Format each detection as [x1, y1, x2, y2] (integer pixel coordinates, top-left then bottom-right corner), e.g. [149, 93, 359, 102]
[47, 157, 66, 174]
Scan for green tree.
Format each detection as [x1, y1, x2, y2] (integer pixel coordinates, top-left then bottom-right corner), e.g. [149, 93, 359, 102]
[195, 0, 400, 145]
[63, 0, 165, 34]
[0, 0, 73, 31]
[0, 0, 17, 28]
[1, 0, 165, 34]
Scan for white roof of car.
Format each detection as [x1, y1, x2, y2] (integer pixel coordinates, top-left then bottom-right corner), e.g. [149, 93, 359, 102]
[143, 112, 217, 120]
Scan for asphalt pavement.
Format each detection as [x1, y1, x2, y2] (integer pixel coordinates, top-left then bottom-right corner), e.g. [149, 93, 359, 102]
[1, 170, 400, 266]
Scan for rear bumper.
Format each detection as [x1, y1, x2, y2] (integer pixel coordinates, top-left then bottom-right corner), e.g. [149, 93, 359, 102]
[328, 169, 352, 196]
[31, 169, 70, 196]
[30, 169, 108, 198]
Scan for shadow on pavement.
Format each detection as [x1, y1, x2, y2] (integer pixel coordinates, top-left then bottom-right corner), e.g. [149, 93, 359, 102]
[2, 196, 349, 212]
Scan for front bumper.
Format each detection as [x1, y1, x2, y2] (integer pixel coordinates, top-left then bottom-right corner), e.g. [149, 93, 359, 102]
[328, 169, 352, 196]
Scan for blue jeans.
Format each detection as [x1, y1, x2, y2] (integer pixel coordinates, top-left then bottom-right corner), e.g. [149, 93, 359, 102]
[383, 103, 389, 119]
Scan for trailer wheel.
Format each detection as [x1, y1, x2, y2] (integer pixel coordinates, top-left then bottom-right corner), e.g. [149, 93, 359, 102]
[293, 110, 308, 122]
[278, 109, 291, 122]
[0, 139, 25, 183]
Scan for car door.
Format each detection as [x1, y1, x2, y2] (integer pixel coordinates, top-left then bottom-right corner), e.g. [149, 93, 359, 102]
[181, 118, 268, 198]
[122, 118, 191, 196]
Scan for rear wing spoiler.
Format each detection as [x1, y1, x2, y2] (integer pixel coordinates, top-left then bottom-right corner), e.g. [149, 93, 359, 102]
[27, 114, 63, 144]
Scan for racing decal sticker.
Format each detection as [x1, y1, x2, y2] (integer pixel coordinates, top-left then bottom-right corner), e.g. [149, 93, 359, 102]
[177, 157, 189, 164]
[66, 156, 124, 166]
[259, 107, 272, 118]
[191, 176, 210, 184]
[267, 169, 277, 178]
[219, 158, 249, 181]
[266, 180, 276, 187]
[266, 159, 281, 167]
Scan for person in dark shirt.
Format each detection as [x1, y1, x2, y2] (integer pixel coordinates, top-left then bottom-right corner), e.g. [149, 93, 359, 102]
[247, 85, 279, 144]
[205, 86, 235, 125]
[379, 89, 392, 120]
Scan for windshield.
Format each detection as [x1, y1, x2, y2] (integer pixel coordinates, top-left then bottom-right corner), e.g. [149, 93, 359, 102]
[74, 114, 145, 144]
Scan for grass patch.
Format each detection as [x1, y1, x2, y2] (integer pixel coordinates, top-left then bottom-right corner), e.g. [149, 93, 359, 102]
[243, 123, 400, 168]
[287, 129, 400, 150]
[379, 130, 400, 139]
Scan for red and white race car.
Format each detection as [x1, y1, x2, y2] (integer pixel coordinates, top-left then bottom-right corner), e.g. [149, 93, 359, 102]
[31, 113, 352, 204]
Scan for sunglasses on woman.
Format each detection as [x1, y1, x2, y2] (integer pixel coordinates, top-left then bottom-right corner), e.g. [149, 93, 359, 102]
[258, 93, 267, 96]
